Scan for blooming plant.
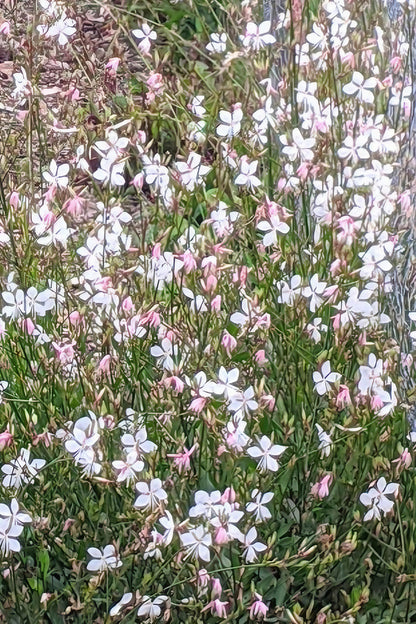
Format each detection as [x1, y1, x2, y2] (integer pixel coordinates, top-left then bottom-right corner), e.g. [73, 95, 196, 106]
[0, 0, 415, 621]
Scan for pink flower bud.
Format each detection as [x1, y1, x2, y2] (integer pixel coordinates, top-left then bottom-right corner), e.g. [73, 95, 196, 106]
[399, 190, 412, 217]
[0, 21, 11, 35]
[211, 577, 223, 598]
[390, 56, 402, 73]
[9, 192, 19, 209]
[203, 275, 217, 292]
[63, 518, 75, 532]
[122, 296, 134, 312]
[296, 162, 309, 180]
[214, 527, 229, 545]
[382, 75, 393, 88]
[99, 354, 111, 373]
[198, 569, 210, 587]
[137, 131, 147, 144]
[343, 51, 355, 68]
[0, 428, 13, 451]
[392, 448, 412, 471]
[332, 313, 341, 330]
[221, 331, 237, 355]
[220, 487, 236, 504]
[147, 72, 163, 90]
[181, 249, 197, 273]
[358, 331, 367, 346]
[255, 350, 267, 366]
[69, 311, 82, 325]
[211, 295, 221, 312]
[330, 258, 343, 276]
[132, 172, 144, 189]
[44, 185, 57, 202]
[260, 394, 275, 410]
[152, 243, 161, 260]
[20, 317, 35, 335]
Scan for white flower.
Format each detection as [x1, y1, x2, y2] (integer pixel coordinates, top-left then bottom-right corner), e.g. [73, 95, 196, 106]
[64, 412, 101, 475]
[1, 448, 46, 489]
[12, 67, 31, 103]
[180, 525, 212, 562]
[190, 95, 206, 117]
[358, 353, 383, 396]
[93, 158, 125, 187]
[209, 202, 240, 238]
[280, 128, 315, 162]
[246, 489, 274, 522]
[215, 366, 240, 399]
[241, 21, 276, 51]
[112, 454, 144, 484]
[228, 387, 258, 419]
[306, 317, 328, 343]
[276, 275, 302, 306]
[315, 424, 332, 457]
[42, 13, 76, 45]
[253, 96, 276, 129]
[302, 273, 327, 312]
[337, 135, 370, 162]
[189, 490, 222, 519]
[94, 130, 129, 161]
[134, 478, 167, 511]
[257, 214, 290, 246]
[43, 159, 69, 188]
[121, 427, 157, 456]
[216, 107, 243, 139]
[150, 337, 178, 371]
[360, 477, 399, 521]
[159, 510, 175, 545]
[313, 361, 341, 396]
[87, 545, 122, 572]
[142, 154, 170, 191]
[132, 23, 157, 55]
[0, 499, 32, 556]
[239, 527, 267, 562]
[235, 157, 261, 190]
[206, 32, 227, 53]
[175, 152, 210, 191]
[247, 435, 287, 472]
[342, 71, 377, 104]
[137, 595, 168, 621]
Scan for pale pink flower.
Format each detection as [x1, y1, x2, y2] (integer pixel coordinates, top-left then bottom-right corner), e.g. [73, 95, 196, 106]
[106, 57, 120, 74]
[336, 385, 352, 409]
[249, 593, 268, 619]
[167, 445, 196, 473]
[310, 474, 333, 499]
[392, 448, 412, 471]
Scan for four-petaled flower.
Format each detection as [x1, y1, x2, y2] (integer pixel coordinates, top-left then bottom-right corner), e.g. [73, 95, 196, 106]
[247, 435, 287, 472]
[360, 477, 399, 521]
[313, 361, 341, 396]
